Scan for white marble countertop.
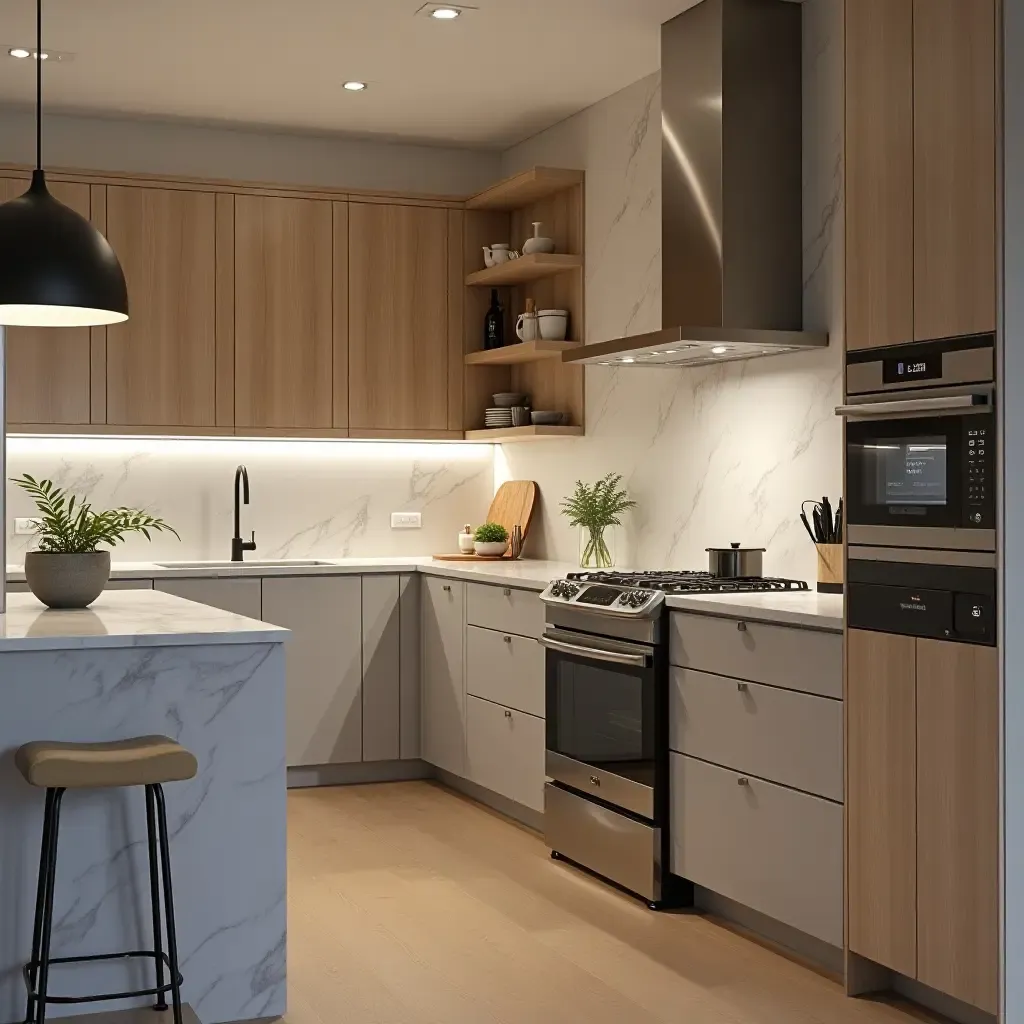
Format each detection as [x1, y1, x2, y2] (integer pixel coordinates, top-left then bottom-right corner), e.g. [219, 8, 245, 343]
[666, 590, 844, 631]
[0, 589, 289, 652]
[4, 559, 843, 629]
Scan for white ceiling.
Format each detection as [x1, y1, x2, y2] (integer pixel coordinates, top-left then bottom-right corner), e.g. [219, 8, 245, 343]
[0, 0, 696, 149]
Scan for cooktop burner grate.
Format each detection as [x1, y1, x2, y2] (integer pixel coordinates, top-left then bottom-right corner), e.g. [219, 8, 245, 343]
[565, 570, 810, 595]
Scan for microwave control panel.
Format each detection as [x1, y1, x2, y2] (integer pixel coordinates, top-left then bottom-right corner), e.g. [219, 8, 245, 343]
[965, 423, 993, 527]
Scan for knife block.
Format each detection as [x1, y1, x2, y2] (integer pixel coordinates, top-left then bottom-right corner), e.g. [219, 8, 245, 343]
[815, 544, 844, 594]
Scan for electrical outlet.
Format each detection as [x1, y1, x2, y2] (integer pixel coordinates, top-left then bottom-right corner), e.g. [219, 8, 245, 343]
[391, 512, 422, 530]
[14, 517, 41, 535]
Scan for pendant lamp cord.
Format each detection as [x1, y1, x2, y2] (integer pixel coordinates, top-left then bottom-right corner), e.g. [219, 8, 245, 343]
[35, 0, 42, 171]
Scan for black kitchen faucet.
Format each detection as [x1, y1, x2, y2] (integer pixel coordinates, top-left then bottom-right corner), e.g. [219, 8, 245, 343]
[232, 465, 257, 562]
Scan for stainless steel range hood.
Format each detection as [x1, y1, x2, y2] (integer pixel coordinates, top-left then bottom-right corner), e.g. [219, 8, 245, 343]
[565, 0, 828, 369]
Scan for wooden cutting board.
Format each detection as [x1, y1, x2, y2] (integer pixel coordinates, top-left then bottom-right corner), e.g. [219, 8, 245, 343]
[433, 480, 538, 561]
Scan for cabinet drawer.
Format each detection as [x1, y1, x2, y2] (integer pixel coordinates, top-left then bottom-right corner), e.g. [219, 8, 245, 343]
[671, 753, 843, 947]
[466, 582, 544, 639]
[670, 612, 841, 698]
[466, 625, 544, 718]
[465, 696, 544, 812]
[670, 668, 843, 801]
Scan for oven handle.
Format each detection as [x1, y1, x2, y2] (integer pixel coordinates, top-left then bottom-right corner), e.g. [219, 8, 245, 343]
[539, 635, 650, 667]
[835, 392, 992, 420]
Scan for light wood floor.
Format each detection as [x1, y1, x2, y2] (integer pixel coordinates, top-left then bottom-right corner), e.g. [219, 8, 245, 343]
[285, 781, 924, 1024]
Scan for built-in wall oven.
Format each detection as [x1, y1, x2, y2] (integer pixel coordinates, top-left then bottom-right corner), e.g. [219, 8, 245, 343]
[839, 334, 997, 647]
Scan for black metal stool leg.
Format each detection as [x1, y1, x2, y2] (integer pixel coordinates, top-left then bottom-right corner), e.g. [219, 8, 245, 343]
[33, 787, 65, 1024]
[24, 789, 55, 1024]
[145, 786, 168, 1012]
[153, 785, 184, 1024]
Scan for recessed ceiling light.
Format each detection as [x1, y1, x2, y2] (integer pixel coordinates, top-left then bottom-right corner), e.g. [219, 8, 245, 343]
[431, 6, 461, 17]
[8, 47, 30, 58]
[342, 80, 367, 91]
[7, 47, 70, 61]
[711, 345, 729, 355]
[416, 3, 476, 18]
[620, 357, 636, 364]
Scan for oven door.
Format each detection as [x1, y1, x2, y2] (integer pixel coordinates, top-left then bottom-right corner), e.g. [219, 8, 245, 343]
[839, 392, 994, 549]
[542, 627, 656, 820]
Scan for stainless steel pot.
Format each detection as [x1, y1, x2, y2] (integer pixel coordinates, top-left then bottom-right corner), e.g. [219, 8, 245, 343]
[706, 543, 765, 578]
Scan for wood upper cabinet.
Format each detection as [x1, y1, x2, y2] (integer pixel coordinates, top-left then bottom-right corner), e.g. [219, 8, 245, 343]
[234, 194, 335, 430]
[913, 0, 996, 341]
[845, 0, 996, 350]
[348, 202, 451, 432]
[0, 176, 93, 425]
[916, 638, 998, 1013]
[846, 628, 917, 976]
[845, 0, 914, 351]
[104, 186, 219, 426]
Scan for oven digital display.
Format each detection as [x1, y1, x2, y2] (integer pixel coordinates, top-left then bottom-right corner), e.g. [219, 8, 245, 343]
[578, 585, 622, 607]
[882, 353, 941, 384]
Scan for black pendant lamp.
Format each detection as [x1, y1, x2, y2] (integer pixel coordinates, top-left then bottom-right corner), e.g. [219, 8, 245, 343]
[0, 0, 127, 327]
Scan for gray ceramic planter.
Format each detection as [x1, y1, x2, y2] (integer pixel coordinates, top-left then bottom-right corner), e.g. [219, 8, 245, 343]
[24, 551, 111, 609]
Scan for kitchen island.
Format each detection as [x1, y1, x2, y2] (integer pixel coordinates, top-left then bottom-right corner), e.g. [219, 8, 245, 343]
[0, 590, 288, 1024]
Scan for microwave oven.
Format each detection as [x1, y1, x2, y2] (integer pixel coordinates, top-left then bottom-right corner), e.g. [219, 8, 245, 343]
[838, 335, 995, 552]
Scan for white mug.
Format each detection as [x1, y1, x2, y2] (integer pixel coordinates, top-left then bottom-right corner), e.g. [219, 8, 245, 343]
[537, 309, 569, 341]
[516, 312, 538, 342]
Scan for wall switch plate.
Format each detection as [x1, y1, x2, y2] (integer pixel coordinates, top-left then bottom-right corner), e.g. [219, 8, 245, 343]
[391, 512, 422, 530]
[14, 517, 41, 535]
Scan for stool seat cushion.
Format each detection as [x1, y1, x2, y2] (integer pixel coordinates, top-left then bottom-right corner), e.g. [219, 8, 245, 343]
[15, 736, 198, 789]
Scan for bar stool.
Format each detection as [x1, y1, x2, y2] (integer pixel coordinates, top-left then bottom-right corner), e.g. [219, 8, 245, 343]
[16, 735, 198, 1024]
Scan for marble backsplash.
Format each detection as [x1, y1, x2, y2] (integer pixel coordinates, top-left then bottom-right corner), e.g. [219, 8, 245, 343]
[496, 0, 844, 582]
[5, 437, 494, 564]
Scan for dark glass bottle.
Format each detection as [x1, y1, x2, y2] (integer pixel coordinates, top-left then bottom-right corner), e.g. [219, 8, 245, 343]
[484, 288, 505, 349]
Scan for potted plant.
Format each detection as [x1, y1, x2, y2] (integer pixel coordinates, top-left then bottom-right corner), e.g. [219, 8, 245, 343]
[13, 474, 179, 609]
[473, 522, 509, 557]
[561, 473, 637, 569]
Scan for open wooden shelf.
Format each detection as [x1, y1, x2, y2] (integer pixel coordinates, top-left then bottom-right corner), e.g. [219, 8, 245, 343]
[465, 253, 582, 287]
[464, 425, 584, 442]
[466, 167, 584, 211]
[464, 339, 581, 366]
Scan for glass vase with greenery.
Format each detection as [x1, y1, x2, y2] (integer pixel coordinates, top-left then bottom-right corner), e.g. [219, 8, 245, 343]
[560, 473, 636, 569]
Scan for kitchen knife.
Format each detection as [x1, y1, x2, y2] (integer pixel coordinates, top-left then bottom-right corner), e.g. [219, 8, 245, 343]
[799, 510, 817, 544]
[812, 506, 824, 544]
[835, 498, 843, 543]
[821, 496, 833, 543]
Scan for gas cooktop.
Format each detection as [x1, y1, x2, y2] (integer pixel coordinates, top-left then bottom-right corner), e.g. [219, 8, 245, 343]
[566, 570, 809, 595]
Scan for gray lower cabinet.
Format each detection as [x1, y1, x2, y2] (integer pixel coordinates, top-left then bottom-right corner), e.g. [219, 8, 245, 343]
[262, 575, 363, 767]
[670, 667, 843, 802]
[465, 696, 545, 812]
[154, 577, 262, 619]
[671, 752, 843, 947]
[362, 574, 401, 762]
[399, 574, 421, 760]
[421, 576, 466, 777]
[465, 625, 544, 718]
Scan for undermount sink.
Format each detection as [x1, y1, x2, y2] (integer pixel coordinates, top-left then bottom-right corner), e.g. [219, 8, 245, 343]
[155, 559, 333, 570]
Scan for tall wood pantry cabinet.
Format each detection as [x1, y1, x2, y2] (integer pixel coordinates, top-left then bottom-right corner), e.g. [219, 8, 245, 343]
[845, 0, 996, 350]
[847, 628, 998, 1013]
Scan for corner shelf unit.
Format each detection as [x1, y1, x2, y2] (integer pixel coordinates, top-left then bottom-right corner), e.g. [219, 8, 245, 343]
[461, 166, 586, 442]
[464, 339, 581, 366]
[464, 425, 585, 443]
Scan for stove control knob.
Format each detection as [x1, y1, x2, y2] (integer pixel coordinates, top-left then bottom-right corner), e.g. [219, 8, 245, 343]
[619, 590, 652, 608]
[550, 580, 580, 600]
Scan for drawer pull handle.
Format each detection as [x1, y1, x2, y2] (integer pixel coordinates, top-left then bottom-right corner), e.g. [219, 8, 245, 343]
[737, 682, 748, 692]
[503, 588, 512, 596]
[442, 585, 452, 593]
[503, 635, 513, 644]
[505, 709, 513, 719]
[736, 621, 747, 632]
[737, 776, 750, 786]
[589, 775, 601, 787]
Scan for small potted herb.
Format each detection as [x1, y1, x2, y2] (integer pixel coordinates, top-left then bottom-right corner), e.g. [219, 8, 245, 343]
[561, 473, 637, 569]
[473, 522, 509, 557]
[13, 474, 179, 609]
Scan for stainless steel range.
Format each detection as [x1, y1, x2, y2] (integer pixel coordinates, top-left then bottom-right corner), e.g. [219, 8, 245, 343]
[540, 570, 808, 907]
